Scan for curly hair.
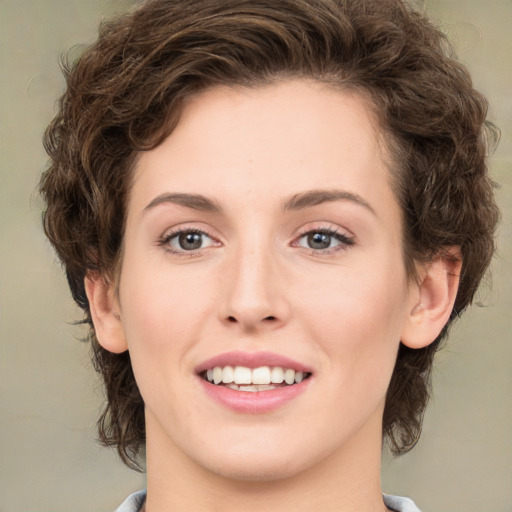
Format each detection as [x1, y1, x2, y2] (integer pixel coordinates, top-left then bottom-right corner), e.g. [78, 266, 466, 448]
[40, 0, 499, 469]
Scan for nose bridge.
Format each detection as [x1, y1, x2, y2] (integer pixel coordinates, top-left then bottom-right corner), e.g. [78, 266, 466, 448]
[220, 229, 287, 330]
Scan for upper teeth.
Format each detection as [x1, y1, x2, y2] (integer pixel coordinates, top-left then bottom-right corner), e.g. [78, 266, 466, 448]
[205, 366, 305, 385]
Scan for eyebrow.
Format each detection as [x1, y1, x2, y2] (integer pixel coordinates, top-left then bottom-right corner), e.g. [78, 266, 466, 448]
[143, 189, 375, 216]
[283, 189, 376, 216]
[143, 193, 223, 214]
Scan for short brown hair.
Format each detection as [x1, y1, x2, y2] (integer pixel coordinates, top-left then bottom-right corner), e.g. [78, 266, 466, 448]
[40, 0, 499, 469]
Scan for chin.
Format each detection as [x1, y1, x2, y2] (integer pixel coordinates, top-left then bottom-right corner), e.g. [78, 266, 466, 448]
[206, 457, 308, 483]
[191, 437, 329, 483]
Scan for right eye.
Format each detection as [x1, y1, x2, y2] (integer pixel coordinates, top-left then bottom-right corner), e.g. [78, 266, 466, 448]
[161, 229, 217, 253]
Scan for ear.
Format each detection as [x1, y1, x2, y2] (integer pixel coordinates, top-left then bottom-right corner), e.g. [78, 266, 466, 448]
[401, 248, 462, 349]
[84, 272, 128, 354]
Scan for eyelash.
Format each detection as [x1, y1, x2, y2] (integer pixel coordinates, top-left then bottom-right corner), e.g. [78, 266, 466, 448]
[158, 226, 354, 257]
[158, 227, 218, 257]
[294, 227, 354, 255]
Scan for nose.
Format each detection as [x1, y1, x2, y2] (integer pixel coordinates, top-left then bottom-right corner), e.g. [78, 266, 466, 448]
[219, 242, 290, 332]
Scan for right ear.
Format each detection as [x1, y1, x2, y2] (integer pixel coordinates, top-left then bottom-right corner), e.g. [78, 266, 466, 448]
[84, 272, 128, 354]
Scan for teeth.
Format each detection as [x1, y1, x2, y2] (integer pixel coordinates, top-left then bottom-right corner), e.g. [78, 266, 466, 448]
[222, 366, 234, 384]
[233, 366, 252, 384]
[226, 384, 277, 392]
[252, 366, 271, 384]
[213, 367, 223, 385]
[270, 367, 284, 383]
[205, 365, 309, 387]
[284, 369, 295, 385]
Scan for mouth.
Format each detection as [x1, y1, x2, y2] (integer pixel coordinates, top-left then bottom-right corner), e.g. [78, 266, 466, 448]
[200, 365, 312, 392]
[195, 351, 313, 411]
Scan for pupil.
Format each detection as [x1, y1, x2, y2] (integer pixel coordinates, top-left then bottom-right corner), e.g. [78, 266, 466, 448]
[308, 232, 331, 249]
[179, 232, 202, 250]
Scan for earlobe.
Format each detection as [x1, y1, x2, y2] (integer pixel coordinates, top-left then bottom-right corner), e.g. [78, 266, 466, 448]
[401, 248, 462, 349]
[84, 272, 128, 354]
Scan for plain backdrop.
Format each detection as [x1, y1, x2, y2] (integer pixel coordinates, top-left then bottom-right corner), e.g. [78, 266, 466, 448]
[1, 1, 511, 511]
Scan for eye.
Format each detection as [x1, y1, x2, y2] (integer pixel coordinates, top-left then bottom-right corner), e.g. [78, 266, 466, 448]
[296, 228, 353, 252]
[161, 229, 216, 253]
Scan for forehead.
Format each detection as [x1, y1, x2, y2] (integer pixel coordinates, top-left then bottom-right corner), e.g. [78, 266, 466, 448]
[129, 79, 399, 225]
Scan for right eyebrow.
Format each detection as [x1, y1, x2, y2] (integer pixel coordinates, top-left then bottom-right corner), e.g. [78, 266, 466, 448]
[143, 193, 223, 214]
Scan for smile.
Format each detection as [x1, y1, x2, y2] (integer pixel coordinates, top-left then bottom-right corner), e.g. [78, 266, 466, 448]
[196, 351, 313, 412]
[202, 365, 311, 392]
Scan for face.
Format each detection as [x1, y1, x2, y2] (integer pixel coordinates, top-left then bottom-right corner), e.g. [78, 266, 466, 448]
[112, 80, 416, 481]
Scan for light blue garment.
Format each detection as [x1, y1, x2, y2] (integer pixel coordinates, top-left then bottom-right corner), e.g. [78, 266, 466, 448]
[384, 493, 422, 511]
[115, 490, 422, 511]
[115, 490, 146, 512]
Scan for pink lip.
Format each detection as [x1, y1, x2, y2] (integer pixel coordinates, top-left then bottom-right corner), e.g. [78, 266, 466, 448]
[195, 350, 312, 374]
[195, 351, 313, 414]
[198, 377, 311, 414]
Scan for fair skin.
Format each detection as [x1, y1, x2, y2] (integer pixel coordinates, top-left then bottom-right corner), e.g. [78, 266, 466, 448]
[86, 80, 460, 512]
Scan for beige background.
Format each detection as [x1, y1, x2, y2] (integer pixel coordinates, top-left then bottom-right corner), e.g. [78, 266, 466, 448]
[1, 1, 510, 511]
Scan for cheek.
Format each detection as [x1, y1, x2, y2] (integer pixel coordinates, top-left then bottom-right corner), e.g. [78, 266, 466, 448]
[119, 258, 213, 344]
[298, 262, 408, 374]
[117, 267, 203, 411]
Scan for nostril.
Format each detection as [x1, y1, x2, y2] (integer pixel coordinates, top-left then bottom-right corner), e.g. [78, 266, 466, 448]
[226, 315, 276, 323]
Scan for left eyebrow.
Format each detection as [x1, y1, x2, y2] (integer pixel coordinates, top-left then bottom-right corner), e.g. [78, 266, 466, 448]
[282, 189, 376, 216]
[143, 193, 223, 214]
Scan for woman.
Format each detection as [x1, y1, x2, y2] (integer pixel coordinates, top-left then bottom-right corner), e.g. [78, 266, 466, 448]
[39, 0, 499, 510]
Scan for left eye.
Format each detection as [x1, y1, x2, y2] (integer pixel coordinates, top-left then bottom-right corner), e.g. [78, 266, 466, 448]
[165, 230, 215, 251]
[297, 230, 351, 250]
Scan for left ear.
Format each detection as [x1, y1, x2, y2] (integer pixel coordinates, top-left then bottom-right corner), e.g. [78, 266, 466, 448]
[401, 247, 462, 349]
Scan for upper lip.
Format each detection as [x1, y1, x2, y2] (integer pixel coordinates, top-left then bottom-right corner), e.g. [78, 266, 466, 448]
[195, 350, 312, 374]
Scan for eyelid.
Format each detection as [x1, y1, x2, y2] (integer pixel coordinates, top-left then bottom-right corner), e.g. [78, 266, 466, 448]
[294, 222, 354, 240]
[157, 222, 354, 257]
[158, 224, 222, 255]
[291, 223, 355, 254]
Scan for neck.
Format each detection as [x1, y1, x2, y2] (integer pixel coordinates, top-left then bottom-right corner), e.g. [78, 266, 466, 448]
[144, 409, 388, 512]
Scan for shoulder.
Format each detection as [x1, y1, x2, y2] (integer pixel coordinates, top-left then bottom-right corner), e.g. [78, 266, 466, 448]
[383, 494, 422, 512]
[114, 490, 147, 512]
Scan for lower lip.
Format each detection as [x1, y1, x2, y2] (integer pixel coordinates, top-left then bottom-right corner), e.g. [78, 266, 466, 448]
[198, 377, 311, 414]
